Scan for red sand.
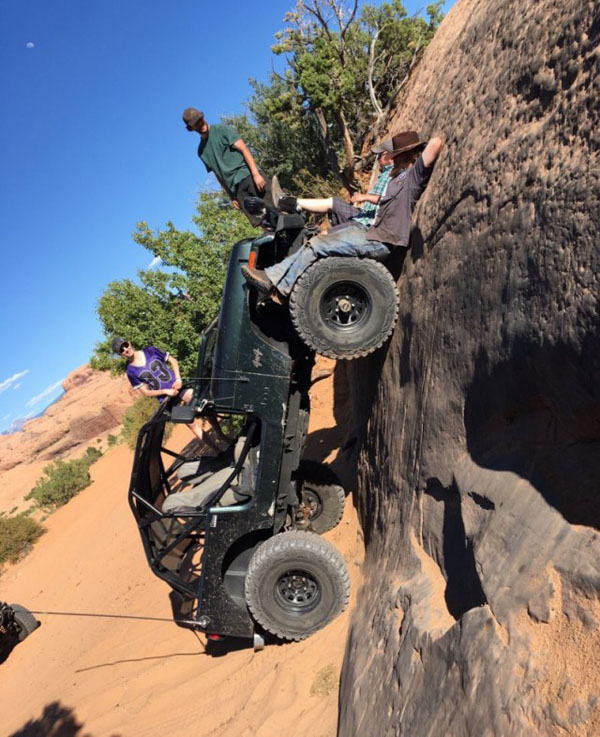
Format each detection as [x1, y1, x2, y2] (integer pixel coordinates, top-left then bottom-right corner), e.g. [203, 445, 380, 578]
[0, 366, 363, 737]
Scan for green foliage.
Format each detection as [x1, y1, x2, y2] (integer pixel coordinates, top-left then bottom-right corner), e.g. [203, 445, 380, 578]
[107, 433, 120, 448]
[224, 76, 336, 194]
[83, 446, 103, 466]
[121, 394, 173, 450]
[26, 458, 92, 509]
[246, 0, 444, 188]
[0, 514, 45, 565]
[91, 191, 255, 379]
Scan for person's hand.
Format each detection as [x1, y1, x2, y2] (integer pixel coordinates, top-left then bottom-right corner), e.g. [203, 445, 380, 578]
[351, 192, 365, 204]
[252, 172, 266, 192]
[163, 388, 178, 397]
[231, 199, 241, 210]
[172, 378, 183, 391]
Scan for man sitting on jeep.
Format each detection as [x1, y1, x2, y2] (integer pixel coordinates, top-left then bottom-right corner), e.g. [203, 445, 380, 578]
[276, 148, 394, 229]
[242, 131, 444, 301]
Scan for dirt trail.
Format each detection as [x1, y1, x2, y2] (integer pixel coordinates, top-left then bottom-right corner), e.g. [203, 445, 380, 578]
[0, 366, 363, 737]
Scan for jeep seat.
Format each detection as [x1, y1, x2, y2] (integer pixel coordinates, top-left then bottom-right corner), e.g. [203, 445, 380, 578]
[162, 436, 255, 513]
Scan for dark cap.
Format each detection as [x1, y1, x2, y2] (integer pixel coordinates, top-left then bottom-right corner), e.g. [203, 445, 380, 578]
[372, 130, 424, 155]
[182, 107, 204, 131]
[111, 336, 128, 355]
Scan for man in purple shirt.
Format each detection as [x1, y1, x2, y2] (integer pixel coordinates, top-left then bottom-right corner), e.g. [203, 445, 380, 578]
[112, 338, 227, 454]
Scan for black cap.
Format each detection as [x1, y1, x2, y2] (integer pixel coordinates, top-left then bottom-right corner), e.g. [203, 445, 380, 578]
[111, 336, 128, 355]
[182, 107, 204, 131]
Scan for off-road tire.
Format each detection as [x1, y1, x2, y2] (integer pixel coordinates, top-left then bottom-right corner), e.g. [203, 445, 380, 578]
[9, 604, 39, 641]
[245, 531, 350, 641]
[297, 460, 345, 534]
[289, 257, 399, 359]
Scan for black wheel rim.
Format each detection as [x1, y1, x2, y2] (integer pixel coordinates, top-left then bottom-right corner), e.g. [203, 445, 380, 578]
[301, 488, 323, 520]
[319, 281, 371, 330]
[275, 569, 321, 613]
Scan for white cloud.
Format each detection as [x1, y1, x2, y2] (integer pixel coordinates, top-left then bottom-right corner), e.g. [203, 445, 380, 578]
[0, 369, 29, 395]
[148, 256, 162, 269]
[26, 42, 35, 49]
[26, 379, 65, 408]
[13, 383, 22, 391]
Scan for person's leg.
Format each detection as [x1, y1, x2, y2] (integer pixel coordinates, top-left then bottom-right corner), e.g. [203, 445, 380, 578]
[266, 226, 390, 296]
[236, 172, 273, 226]
[178, 388, 223, 454]
[329, 197, 362, 226]
[207, 415, 234, 445]
[297, 197, 334, 213]
[185, 422, 222, 454]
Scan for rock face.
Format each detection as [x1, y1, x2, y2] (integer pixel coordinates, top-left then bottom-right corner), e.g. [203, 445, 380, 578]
[338, 0, 600, 735]
[0, 365, 134, 474]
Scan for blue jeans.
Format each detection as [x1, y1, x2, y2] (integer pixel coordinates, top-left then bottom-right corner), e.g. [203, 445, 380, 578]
[264, 225, 390, 296]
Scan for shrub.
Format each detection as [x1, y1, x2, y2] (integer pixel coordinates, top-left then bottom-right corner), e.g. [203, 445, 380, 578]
[0, 514, 45, 565]
[83, 446, 103, 466]
[26, 458, 92, 509]
[107, 433, 120, 448]
[121, 395, 172, 449]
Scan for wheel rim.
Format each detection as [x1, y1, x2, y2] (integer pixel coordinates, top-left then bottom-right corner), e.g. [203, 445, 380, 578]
[319, 281, 371, 330]
[275, 569, 322, 613]
[301, 487, 323, 520]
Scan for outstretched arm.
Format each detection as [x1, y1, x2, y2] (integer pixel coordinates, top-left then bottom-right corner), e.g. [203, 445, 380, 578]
[167, 355, 182, 390]
[233, 139, 266, 193]
[422, 137, 444, 168]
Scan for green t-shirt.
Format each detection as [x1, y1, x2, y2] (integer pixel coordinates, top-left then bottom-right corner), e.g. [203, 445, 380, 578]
[197, 124, 249, 197]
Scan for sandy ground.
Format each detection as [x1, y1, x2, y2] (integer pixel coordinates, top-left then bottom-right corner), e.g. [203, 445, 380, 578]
[0, 366, 363, 737]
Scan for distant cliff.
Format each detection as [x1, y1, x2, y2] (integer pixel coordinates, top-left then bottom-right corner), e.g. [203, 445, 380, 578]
[0, 365, 133, 473]
[339, 0, 600, 734]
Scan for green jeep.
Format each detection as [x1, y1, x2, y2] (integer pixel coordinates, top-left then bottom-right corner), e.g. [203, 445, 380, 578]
[129, 214, 355, 648]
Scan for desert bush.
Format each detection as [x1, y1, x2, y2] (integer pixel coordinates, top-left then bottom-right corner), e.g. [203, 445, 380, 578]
[121, 395, 173, 449]
[83, 446, 103, 466]
[0, 514, 45, 565]
[26, 458, 92, 509]
[107, 433, 120, 448]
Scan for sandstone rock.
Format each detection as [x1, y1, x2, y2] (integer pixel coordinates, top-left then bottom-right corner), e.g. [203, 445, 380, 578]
[338, 0, 600, 734]
[0, 365, 135, 507]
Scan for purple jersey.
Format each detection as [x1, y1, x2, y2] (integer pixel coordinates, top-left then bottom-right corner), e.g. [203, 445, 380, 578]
[126, 346, 175, 401]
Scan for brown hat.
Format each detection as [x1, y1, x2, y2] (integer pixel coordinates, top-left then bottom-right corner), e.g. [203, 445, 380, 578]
[182, 107, 204, 131]
[372, 130, 424, 155]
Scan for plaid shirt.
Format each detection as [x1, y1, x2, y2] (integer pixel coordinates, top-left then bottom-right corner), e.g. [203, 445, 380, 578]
[353, 165, 393, 226]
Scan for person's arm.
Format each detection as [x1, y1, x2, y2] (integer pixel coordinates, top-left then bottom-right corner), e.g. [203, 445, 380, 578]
[139, 385, 178, 398]
[167, 355, 183, 390]
[232, 139, 266, 193]
[422, 137, 444, 168]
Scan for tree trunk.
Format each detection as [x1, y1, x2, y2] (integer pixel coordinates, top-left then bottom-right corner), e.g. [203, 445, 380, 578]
[314, 107, 345, 186]
[333, 108, 358, 191]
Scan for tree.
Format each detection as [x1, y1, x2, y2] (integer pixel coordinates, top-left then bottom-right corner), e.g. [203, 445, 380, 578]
[268, 0, 443, 188]
[91, 191, 255, 379]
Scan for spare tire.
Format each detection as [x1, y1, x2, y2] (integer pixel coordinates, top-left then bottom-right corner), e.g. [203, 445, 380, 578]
[289, 257, 399, 359]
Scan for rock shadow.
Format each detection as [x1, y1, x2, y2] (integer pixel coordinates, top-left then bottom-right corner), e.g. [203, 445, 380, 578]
[464, 333, 600, 530]
[424, 478, 488, 619]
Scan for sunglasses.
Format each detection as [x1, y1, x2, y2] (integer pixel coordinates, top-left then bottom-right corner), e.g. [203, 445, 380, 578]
[119, 342, 130, 354]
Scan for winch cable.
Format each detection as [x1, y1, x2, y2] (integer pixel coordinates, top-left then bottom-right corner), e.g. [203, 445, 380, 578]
[28, 609, 200, 627]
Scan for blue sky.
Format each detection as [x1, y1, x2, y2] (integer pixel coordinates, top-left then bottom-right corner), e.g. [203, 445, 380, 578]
[0, 0, 453, 433]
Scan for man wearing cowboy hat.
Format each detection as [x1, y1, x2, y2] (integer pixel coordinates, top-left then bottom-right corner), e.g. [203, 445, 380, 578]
[182, 107, 274, 227]
[242, 131, 443, 299]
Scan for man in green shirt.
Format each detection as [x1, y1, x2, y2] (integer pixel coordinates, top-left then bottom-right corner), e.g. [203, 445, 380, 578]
[183, 107, 274, 227]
